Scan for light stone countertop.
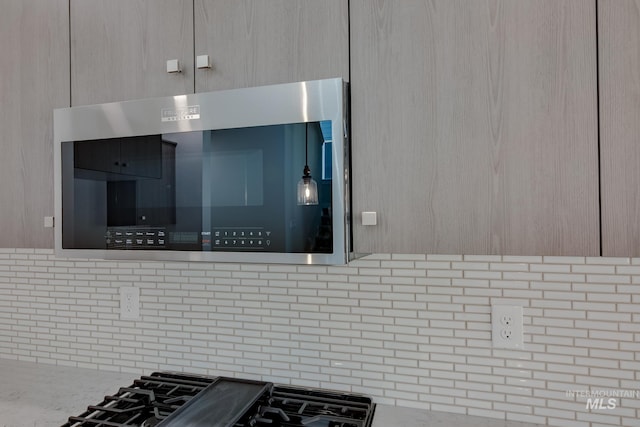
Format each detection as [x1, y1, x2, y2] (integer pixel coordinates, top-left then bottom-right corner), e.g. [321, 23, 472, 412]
[371, 405, 545, 427]
[0, 359, 545, 427]
[0, 359, 134, 427]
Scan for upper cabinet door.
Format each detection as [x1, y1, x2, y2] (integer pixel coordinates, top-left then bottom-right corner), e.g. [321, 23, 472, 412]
[0, 0, 69, 248]
[71, 0, 194, 105]
[194, 0, 349, 92]
[350, 0, 599, 255]
[599, 0, 640, 257]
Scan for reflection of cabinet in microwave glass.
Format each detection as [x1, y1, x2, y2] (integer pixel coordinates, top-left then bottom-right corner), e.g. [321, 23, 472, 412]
[105, 141, 176, 227]
[74, 135, 163, 178]
[71, 137, 177, 228]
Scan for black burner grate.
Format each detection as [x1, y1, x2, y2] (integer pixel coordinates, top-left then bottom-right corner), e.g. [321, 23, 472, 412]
[61, 372, 375, 427]
[62, 372, 213, 427]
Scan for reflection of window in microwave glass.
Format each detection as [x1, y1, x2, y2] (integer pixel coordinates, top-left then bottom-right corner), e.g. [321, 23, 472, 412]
[209, 149, 263, 207]
[202, 126, 273, 209]
[319, 120, 333, 180]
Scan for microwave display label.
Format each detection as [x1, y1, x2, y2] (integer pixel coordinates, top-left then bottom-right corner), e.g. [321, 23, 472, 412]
[161, 105, 200, 122]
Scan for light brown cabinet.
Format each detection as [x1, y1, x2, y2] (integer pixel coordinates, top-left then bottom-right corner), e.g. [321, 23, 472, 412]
[350, 0, 600, 255]
[599, 0, 640, 257]
[71, 0, 194, 105]
[0, 0, 70, 248]
[194, 0, 349, 92]
[70, 0, 349, 105]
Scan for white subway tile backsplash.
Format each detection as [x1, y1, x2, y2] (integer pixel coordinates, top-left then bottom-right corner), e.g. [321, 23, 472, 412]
[530, 263, 571, 273]
[544, 256, 586, 264]
[489, 262, 529, 272]
[2, 251, 640, 426]
[586, 257, 631, 265]
[587, 274, 631, 284]
[426, 254, 461, 261]
[502, 272, 543, 281]
[572, 264, 617, 274]
[587, 292, 631, 303]
[464, 270, 502, 280]
[452, 262, 489, 270]
[427, 269, 463, 278]
[415, 261, 449, 270]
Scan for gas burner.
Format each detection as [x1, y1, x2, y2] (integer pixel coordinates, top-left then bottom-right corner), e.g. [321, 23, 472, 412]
[140, 416, 161, 427]
[62, 372, 375, 427]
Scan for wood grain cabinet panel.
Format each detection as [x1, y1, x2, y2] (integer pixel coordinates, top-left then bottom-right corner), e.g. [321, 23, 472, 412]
[71, 0, 349, 98]
[0, 0, 69, 248]
[71, 0, 194, 105]
[194, 0, 349, 92]
[350, 0, 599, 255]
[599, 0, 640, 256]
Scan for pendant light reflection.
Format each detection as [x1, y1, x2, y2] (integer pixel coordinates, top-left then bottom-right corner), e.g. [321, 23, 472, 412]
[297, 123, 318, 205]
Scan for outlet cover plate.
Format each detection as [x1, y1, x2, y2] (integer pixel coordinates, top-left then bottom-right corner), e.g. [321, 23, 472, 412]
[492, 305, 523, 349]
[120, 287, 140, 320]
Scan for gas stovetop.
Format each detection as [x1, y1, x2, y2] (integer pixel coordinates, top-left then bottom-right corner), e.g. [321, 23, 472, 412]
[61, 371, 375, 427]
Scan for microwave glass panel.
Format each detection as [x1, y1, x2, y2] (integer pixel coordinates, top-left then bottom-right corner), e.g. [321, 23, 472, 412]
[61, 121, 333, 254]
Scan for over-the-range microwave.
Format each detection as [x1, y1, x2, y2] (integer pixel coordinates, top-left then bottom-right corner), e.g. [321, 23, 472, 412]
[54, 78, 352, 264]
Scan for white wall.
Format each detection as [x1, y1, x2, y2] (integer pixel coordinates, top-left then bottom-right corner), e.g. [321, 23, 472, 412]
[1, 249, 639, 427]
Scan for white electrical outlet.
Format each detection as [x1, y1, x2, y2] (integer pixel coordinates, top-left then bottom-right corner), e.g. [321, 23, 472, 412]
[120, 287, 140, 320]
[492, 305, 523, 349]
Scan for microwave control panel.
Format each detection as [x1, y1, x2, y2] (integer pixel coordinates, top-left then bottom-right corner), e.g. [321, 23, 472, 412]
[210, 228, 272, 251]
[106, 228, 167, 249]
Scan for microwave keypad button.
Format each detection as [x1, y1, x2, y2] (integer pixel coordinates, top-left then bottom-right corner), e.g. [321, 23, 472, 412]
[211, 228, 268, 249]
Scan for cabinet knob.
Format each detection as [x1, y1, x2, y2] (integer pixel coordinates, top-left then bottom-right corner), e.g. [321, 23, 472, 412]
[196, 54, 211, 69]
[362, 212, 377, 226]
[166, 59, 181, 73]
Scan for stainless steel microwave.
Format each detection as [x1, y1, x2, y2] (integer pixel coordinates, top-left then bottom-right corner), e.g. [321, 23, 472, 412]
[54, 78, 351, 264]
